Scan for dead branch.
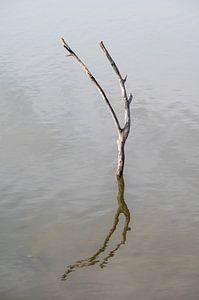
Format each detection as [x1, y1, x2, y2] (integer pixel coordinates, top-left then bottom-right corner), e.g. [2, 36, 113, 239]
[61, 38, 132, 177]
[99, 41, 132, 136]
[100, 41, 128, 104]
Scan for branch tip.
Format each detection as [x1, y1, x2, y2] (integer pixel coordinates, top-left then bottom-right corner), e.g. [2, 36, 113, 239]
[123, 75, 127, 83]
[61, 36, 121, 132]
[61, 37, 67, 45]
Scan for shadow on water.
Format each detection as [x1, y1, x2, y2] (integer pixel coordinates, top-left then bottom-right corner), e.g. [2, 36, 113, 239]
[61, 175, 131, 280]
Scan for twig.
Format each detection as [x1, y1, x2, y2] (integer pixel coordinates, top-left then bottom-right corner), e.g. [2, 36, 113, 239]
[99, 41, 132, 134]
[61, 38, 121, 133]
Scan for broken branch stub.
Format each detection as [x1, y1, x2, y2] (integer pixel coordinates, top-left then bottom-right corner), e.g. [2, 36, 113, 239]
[61, 38, 132, 177]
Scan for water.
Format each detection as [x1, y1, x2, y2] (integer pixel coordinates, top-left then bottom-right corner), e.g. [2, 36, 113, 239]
[0, 0, 199, 299]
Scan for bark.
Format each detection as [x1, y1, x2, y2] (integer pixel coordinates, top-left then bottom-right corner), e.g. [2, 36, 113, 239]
[117, 132, 125, 177]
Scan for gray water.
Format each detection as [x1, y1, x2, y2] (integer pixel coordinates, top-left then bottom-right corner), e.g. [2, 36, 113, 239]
[0, 0, 199, 299]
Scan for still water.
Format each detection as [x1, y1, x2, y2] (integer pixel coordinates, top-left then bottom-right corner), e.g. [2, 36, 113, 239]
[0, 0, 199, 299]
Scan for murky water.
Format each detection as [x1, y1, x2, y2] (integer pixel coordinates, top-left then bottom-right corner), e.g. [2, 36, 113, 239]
[0, 0, 199, 299]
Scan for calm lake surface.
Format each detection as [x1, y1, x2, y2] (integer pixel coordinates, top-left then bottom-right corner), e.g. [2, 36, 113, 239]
[0, 0, 199, 299]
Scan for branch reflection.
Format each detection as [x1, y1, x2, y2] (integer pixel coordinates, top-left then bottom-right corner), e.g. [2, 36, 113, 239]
[61, 175, 131, 280]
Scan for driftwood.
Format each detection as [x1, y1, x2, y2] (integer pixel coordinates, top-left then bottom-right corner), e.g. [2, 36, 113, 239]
[61, 175, 131, 280]
[61, 38, 132, 177]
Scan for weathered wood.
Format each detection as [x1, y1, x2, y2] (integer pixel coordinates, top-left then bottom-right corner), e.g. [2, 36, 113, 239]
[61, 39, 132, 177]
[61, 38, 121, 133]
[99, 42, 132, 177]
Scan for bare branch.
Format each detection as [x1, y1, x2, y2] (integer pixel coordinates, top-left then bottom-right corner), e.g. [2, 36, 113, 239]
[61, 39, 133, 177]
[99, 41, 131, 147]
[100, 41, 129, 103]
[61, 38, 121, 133]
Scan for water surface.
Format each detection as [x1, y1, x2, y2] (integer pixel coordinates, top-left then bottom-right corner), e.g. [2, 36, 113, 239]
[0, 0, 199, 299]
